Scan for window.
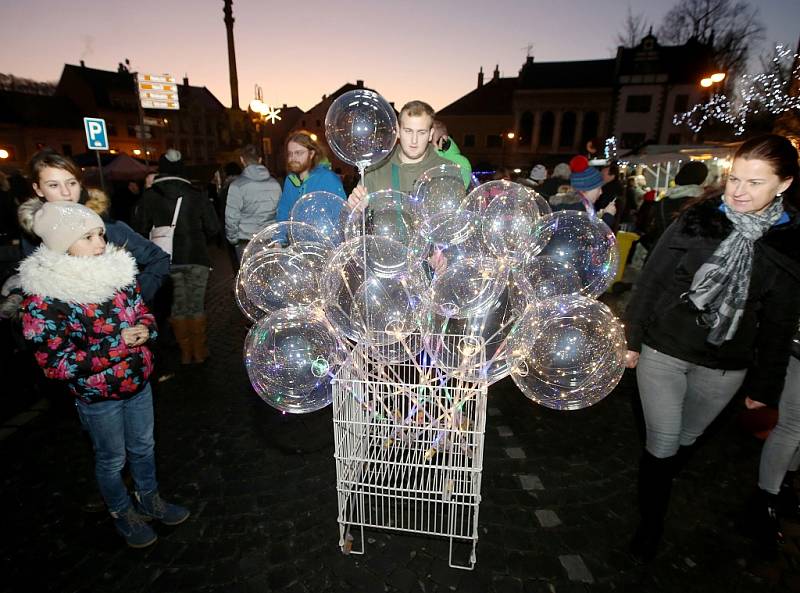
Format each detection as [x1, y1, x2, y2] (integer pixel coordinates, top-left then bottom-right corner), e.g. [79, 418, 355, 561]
[538, 111, 555, 146]
[518, 111, 533, 145]
[667, 133, 681, 145]
[581, 112, 599, 145]
[621, 132, 646, 149]
[463, 134, 475, 148]
[486, 135, 502, 148]
[559, 111, 577, 148]
[673, 94, 689, 113]
[626, 95, 652, 113]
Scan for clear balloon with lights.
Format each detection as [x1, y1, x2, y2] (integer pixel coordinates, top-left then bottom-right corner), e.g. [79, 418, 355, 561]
[528, 210, 619, 298]
[344, 189, 420, 248]
[290, 191, 350, 246]
[508, 294, 626, 410]
[239, 221, 334, 314]
[324, 89, 398, 175]
[235, 268, 265, 324]
[426, 256, 509, 319]
[475, 180, 544, 261]
[413, 164, 468, 229]
[513, 255, 582, 306]
[244, 305, 347, 413]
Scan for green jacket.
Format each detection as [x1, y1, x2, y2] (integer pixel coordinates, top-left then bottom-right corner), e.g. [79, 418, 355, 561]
[437, 138, 472, 187]
[363, 145, 448, 194]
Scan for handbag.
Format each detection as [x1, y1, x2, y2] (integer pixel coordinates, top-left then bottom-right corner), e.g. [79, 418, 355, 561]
[149, 196, 182, 260]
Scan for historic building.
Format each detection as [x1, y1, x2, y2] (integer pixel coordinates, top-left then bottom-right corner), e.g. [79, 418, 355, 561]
[438, 34, 717, 170]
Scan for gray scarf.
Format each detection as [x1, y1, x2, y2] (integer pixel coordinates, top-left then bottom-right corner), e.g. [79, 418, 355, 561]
[687, 197, 784, 346]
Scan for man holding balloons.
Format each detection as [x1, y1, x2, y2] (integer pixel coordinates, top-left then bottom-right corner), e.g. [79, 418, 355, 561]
[347, 100, 449, 208]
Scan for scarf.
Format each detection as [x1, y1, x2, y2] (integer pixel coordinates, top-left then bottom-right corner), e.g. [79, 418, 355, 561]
[687, 196, 784, 346]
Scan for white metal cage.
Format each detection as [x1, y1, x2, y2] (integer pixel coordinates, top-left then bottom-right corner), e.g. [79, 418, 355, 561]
[332, 332, 488, 569]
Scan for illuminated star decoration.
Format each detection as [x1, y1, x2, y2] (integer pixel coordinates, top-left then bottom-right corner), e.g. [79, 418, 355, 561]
[263, 105, 282, 124]
[674, 44, 800, 136]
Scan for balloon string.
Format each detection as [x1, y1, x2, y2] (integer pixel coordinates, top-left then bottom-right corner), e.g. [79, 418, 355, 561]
[359, 163, 369, 337]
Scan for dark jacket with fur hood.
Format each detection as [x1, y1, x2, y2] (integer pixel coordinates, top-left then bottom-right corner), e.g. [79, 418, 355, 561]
[624, 196, 800, 405]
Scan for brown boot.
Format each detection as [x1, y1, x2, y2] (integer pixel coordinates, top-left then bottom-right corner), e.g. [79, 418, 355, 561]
[169, 317, 193, 364]
[189, 315, 209, 363]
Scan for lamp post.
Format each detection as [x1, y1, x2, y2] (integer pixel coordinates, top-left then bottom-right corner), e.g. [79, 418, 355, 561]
[249, 84, 282, 165]
[501, 131, 515, 171]
[694, 72, 726, 142]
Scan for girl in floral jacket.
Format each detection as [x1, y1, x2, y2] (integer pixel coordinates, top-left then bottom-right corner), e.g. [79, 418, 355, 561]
[18, 200, 189, 548]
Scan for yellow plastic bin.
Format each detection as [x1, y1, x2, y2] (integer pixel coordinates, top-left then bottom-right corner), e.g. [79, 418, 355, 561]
[609, 230, 640, 291]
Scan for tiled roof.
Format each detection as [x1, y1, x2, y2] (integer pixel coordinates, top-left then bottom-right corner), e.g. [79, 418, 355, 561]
[0, 90, 82, 127]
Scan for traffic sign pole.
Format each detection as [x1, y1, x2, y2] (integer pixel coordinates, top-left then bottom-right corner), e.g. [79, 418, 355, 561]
[96, 150, 105, 192]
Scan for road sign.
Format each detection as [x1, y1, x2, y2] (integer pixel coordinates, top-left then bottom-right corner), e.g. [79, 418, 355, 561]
[83, 117, 108, 150]
[137, 73, 180, 110]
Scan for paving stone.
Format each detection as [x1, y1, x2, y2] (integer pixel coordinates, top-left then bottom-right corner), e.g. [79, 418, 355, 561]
[518, 474, 545, 491]
[558, 554, 594, 584]
[497, 425, 514, 438]
[534, 510, 562, 528]
[504, 447, 526, 459]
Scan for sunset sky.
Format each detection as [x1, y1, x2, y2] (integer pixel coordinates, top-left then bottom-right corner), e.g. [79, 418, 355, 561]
[3, 0, 798, 112]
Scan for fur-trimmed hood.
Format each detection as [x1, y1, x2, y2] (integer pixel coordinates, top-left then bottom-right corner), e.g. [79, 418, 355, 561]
[18, 244, 137, 304]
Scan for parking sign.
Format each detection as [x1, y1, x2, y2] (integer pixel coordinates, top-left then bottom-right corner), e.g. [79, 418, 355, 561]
[83, 117, 109, 150]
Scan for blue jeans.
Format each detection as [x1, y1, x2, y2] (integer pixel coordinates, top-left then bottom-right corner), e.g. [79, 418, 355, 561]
[76, 383, 158, 514]
[759, 356, 800, 493]
[636, 345, 747, 458]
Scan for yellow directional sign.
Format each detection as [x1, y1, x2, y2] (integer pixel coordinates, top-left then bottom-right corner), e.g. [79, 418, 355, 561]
[137, 73, 180, 110]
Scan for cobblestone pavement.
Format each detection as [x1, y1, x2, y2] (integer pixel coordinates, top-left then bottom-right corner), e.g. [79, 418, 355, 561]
[1, 245, 799, 593]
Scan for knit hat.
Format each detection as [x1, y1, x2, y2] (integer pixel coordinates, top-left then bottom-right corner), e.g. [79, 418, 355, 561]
[553, 162, 571, 179]
[158, 148, 185, 177]
[569, 155, 603, 192]
[675, 161, 708, 186]
[31, 201, 105, 254]
[529, 164, 547, 182]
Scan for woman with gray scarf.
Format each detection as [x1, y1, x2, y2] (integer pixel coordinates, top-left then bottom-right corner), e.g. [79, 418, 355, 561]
[623, 135, 800, 562]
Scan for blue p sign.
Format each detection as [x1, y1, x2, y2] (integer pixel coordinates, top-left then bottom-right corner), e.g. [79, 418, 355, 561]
[83, 117, 109, 151]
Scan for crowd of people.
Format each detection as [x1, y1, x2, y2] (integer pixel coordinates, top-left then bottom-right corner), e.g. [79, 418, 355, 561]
[0, 99, 798, 566]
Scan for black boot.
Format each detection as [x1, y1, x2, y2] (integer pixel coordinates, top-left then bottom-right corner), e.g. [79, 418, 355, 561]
[741, 488, 784, 551]
[778, 471, 799, 520]
[630, 451, 676, 563]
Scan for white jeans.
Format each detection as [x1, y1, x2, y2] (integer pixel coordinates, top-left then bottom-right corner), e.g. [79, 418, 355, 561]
[637, 345, 747, 458]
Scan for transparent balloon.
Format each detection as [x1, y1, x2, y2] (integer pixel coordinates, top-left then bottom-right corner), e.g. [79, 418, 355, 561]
[427, 256, 509, 319]
[513, 255, 582, 306]
[244, 306, 347, 414]
[528, 210, 619, 297]
[290, 191, 350, 246]
[413, 164, 468, 225]
[235, 268, 265, 324]
[242, 244, 330, 313]
[322, 236, 426, 346]
[240, 220, 332, 269]
[344, 189, 419, 248]
[421, 286, 517, 384]
[408, 210, 487, 267]
[508, 294, 626, 410]
[477, 181, 543, 260]
[325, 89, 398, 170]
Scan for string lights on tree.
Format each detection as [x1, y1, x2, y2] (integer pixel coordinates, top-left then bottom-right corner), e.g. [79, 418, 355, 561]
[674, 44, 800, 136]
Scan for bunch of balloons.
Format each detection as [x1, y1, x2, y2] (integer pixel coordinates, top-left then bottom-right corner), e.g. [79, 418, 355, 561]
[238, 90, 627, 415]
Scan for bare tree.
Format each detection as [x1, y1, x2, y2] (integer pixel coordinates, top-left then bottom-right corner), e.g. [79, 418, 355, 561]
[615, 6, 651, 48]
[657, 0, 765, 77]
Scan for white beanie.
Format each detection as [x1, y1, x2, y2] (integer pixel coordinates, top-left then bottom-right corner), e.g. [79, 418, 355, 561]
[529, 164, 547, 182]
[31, 202, 105, 254]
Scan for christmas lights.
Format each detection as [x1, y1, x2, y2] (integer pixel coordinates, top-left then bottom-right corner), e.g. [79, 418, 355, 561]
[673, 44, 800, 136]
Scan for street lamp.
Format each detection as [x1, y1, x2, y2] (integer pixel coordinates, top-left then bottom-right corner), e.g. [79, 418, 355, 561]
[506, 132, 515, 140]
[249, 84, 283, 162]
[700, 72, 726, 88]
[0, 149, 9, 159]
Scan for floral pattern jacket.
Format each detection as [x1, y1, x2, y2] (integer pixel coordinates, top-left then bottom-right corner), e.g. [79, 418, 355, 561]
[19, 245, 157, 404]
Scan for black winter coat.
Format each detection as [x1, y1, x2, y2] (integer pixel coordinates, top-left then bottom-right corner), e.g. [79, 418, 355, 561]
[624, 196, 800, 406]
[134, 177, 219, 267]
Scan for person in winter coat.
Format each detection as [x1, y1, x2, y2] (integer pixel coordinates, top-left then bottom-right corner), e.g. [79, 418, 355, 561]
[537, 162, 571, 199]
[133, 149, 219, 365]
[225, 144, 281, 260]
[276, 130, 346, 223]
[641, 161, 709, 250]
[432, 119, 473, 187]
[18, 200, 189, 548]
[624, 134, 800, 561]
[549, 155, 616, 228]
[20, 149, 169, 306]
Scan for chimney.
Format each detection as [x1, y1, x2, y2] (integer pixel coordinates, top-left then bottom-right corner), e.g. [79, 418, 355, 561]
[493, 64, 500, 80]
[117, 62, 125, 73]
[356, 79, 364, 88]
[80, 60, 85, 68]
[183, 75, 189, 86]
[223, 0, 240, 109]
[477, 66, 484, 88]
[282, 103, 287, 109]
